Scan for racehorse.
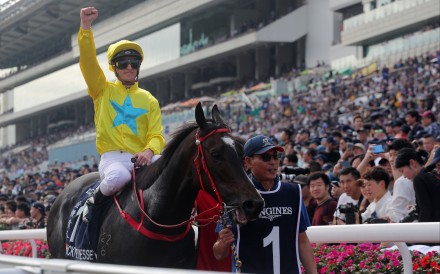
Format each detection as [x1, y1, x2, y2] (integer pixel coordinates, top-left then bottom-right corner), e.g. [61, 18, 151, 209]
[47, 103, 264, 268]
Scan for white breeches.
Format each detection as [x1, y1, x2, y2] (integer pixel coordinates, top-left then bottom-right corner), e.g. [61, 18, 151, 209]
[98, 151, 134, 196]
[98, 151, 162, 196]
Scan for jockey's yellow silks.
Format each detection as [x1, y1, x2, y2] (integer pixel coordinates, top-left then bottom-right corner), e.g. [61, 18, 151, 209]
[78, 28, 165, 155]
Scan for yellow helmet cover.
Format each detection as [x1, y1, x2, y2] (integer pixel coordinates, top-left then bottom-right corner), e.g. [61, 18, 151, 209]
[107, 40, 144, 71]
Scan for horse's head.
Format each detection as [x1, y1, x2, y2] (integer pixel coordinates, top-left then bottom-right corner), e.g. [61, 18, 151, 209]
[194, 103, 264, 224]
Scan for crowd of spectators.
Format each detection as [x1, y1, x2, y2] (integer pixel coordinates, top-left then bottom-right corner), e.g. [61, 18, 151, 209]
[0, 163, 97, 231]
[0, 124, 95, 177]
[0, 51, 438, 232]
[0, 124, 97, 231]
[232, 52, 440, 230]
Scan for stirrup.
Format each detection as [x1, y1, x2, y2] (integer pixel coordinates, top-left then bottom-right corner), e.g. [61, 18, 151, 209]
[82, 187, 108, 223]
[82, 198, 95, 223]
[82, 205, 93, 223]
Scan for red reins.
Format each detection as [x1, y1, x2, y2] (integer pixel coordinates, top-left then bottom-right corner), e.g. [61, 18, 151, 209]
[193, 128, 230, 205]
[114, 127, 230, 242]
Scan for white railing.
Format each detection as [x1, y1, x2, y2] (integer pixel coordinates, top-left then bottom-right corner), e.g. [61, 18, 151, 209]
[0, 223, 438, 274]
[0, 255, 217, 274]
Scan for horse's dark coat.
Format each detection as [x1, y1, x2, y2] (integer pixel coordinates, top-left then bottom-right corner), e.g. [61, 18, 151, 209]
[47, 103, 264, 268]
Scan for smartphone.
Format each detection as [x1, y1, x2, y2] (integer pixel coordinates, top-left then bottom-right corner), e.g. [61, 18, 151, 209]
[373, 144, 384, 154]
[347, 143, 353, 150]
[340, 160, 351, 168]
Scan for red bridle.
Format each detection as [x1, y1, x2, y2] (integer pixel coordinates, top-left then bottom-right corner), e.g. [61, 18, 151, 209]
[193, 128, 230, 205]
[114, 127, 230, 242]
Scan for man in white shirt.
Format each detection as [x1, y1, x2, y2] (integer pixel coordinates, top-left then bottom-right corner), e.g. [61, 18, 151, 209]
[333, 167, 362, 225]
[361, 167, 392, 222]
[387, 139, 416, 222]
[389, 176, 415, 222]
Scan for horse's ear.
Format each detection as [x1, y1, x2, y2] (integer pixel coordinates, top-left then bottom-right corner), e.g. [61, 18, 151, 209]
[195, 102, 208, 130]
[211, 104, 225, 126]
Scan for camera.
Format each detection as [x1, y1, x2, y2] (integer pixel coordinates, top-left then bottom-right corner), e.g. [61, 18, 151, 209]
[363, 217, 388, 224]
[338, 203, 359, 225]
[280, 173, 297, 182]
[18, 221, 33, 230]
[281, 166, 310, 175]
[400, 205, 419, 223]
[280, 166, 310, 183]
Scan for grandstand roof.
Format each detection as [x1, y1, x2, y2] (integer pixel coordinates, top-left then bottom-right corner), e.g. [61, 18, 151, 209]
[0, 0, 145, 69]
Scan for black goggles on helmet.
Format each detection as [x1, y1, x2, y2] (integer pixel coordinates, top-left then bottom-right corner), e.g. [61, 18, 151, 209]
[114, 59, 141, 70]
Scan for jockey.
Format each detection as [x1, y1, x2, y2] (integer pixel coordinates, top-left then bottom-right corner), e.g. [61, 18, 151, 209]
[78, 7, 166, 223]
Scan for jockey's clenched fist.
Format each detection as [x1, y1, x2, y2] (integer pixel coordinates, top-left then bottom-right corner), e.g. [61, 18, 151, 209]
[80, 7, 98, 30]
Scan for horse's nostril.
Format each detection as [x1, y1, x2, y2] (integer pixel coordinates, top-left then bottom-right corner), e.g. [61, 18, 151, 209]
[243, 199, 264, 218]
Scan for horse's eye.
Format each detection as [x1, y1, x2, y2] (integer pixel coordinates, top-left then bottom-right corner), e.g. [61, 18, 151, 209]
[211, 150, 220, 158]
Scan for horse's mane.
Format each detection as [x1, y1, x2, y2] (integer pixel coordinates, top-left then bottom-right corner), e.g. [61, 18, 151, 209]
[157, 121, 199, 170]
[135, 120, 213, 188]
[137, 117, 238, 189]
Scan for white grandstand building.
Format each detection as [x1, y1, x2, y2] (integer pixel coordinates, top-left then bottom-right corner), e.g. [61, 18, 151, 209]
[0, 0, 438, 164]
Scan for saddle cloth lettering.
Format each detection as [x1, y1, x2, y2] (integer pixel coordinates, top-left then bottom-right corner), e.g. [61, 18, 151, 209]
[65, 182, 112, 261]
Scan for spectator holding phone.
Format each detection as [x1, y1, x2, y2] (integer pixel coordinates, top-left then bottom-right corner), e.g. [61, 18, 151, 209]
[356, 144, 384, 176]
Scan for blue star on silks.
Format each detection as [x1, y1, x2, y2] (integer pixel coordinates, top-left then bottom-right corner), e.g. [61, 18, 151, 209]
[111, 95, 148, 135]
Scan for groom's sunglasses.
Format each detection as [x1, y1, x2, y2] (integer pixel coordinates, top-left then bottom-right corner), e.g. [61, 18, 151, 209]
[114, 59, 141, 70]
[255, 152, 280, 162]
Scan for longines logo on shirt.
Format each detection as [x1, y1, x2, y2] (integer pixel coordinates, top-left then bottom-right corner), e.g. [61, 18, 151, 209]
[259, 207, 292, 221]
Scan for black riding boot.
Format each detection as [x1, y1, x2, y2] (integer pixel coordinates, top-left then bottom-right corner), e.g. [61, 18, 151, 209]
[82, 187, 108, 223]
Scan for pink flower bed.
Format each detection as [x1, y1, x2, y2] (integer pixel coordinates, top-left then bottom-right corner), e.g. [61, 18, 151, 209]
[1, 240, 50, 258]
[302, 243, 440, 273]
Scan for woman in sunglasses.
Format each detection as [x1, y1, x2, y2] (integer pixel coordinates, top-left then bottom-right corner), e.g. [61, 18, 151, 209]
[78, 7, 165, 223]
